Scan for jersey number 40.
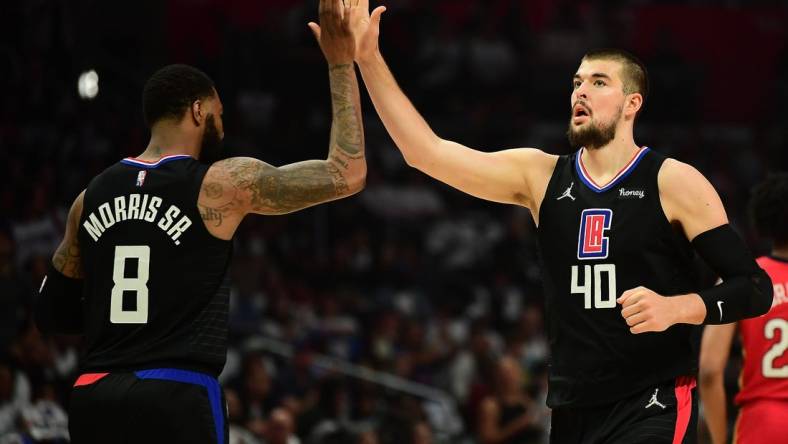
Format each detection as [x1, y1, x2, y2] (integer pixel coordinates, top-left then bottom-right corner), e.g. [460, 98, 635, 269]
[571, 264, 617, 309]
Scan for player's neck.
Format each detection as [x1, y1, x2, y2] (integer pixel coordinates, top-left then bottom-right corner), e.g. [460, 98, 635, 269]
[580, 138, 641, 182]
[140, 132, 199, 160]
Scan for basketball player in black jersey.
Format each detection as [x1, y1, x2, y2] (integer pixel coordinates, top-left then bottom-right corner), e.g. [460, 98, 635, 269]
[33, 1, 364, 443]
[347, 2, 773, 443]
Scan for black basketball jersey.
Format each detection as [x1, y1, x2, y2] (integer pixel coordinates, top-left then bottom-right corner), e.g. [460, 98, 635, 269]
[537, 147, 699, 408]
[77, 155, 232, 377]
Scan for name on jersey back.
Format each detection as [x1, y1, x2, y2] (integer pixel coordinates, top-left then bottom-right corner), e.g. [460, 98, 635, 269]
[82, 193, 192, 246]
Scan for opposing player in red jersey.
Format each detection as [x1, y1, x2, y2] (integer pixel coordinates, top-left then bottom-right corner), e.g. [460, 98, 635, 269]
[699, 173, 788, 444]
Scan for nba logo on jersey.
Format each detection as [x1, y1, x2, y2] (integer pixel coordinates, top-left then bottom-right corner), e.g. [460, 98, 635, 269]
[577, 208, 612, 260]
[136, 170, 147, 187]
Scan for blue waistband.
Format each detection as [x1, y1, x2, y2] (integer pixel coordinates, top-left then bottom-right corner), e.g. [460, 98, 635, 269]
[134, 368, 224, 444]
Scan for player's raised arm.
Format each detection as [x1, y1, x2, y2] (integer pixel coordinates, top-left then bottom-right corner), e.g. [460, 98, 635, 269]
[349, 1, 555, 209]
[201, 153, 363, 218]
[34, 190, 86, 334]
[198, 0, 365, 233]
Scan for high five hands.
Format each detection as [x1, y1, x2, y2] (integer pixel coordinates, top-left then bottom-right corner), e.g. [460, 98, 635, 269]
[308, 0, 387, 64]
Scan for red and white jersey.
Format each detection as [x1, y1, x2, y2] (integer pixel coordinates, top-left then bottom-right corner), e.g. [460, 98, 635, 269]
[735, 256, 788, 405]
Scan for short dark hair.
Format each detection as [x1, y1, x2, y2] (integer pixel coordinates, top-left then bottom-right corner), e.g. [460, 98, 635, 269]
[582, 48, 649, 113]
[749, 172, 788, 246]
[142, 64, 215, 128]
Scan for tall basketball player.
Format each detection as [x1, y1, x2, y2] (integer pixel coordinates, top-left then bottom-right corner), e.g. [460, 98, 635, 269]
[699, 173, 788, 444]
[33, 1, 364, 442]
[347, 2, 773, 443]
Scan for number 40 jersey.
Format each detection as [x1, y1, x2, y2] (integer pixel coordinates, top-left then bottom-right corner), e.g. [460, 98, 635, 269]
[736, 256, 788, 405]
[537, 147, 700, 408]
[77, 155, 232, 377]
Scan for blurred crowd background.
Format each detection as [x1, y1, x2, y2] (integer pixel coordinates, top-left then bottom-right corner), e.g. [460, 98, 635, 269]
[1, 0, 786, 443]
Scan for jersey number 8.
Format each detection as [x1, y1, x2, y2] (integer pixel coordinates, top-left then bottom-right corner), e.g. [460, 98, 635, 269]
[110, 245, 150, 324]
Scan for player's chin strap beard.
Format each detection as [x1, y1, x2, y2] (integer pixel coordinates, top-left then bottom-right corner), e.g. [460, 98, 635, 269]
[567, 120, 617, 150]
[198, 115, 225, 165]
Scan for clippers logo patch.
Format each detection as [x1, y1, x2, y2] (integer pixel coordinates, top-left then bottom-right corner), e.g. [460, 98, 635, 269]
[577, 208, 612, 260]
[136, 170, 147, 187]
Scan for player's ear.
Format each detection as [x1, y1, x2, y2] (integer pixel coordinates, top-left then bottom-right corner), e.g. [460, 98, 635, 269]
[190, 100, 204, 126]
[625, 93, 643, 119]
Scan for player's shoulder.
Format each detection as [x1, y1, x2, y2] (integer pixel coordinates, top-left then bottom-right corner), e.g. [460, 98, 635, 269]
[205, 156, 276, 180]
[208, 156, 258, 170]
[657, 158, 707, 184]
[72, 189, 86, 212]
[65, 189, 87, 228]
[657, 158, 717, 199]
[657, 157, 727, 238]
[200, 157, 276, 217]
[495, 147, 561, 182]
[84, 159, 140, 194]
[501, 147, 560, 164]
[500, 148, 561, 208]
[89, 160, 125, 182]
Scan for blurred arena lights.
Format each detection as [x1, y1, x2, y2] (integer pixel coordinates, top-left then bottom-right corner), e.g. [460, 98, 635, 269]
[77, 69, 99, 100]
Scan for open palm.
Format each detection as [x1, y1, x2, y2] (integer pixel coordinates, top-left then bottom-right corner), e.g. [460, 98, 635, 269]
[348, 0, 387, 62]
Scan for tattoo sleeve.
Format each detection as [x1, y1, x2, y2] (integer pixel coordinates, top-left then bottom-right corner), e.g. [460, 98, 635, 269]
[207, 63, 366, 216]
[52, 192, 85, 278]
[213, 158, 349, 215]
[328, 63, 364, 159]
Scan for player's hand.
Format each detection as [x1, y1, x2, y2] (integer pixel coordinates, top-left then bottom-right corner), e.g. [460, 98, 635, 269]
[308, 0, 355, 65]
[618, 286, 678, 334]
[347, 0, 387, 63]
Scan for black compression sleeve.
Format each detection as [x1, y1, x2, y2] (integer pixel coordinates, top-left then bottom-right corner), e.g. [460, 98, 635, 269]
[692, 225, 773, 324]
[33, 263, 84, 334]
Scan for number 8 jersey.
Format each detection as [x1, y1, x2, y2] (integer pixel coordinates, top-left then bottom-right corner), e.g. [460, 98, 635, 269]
[77, 155, 232, 377]
[537, 147, 699, 408]
[735, 256, 788, 405]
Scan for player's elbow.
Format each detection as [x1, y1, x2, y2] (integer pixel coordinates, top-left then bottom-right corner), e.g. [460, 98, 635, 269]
[347, 162, 367, 194]
[401, 135, 444, 170]
[402, 150, 424, 169]
[347, 174, 366, 196]
[328, 156, 366, 196]
[750, 267, 773, 316]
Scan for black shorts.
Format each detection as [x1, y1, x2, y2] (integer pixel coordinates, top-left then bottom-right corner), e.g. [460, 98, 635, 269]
[550, 376, 697, 444]
[69, 368, 228, 444]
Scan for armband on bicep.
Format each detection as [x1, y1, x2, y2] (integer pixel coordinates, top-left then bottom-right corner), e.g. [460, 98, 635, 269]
[692, 225, 773, 324]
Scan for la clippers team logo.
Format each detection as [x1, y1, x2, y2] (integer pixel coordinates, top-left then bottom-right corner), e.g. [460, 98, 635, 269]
[577, 208, 613, 260]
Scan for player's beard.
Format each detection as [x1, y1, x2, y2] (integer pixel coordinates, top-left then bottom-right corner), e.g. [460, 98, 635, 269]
[566, 106, 621, 150]
[199, 114, 224, 165]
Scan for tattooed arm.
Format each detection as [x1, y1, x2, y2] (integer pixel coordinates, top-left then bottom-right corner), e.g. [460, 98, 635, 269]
[198, 65, 365, 239]
[197, 0, 365, 239]
[52, 190, 85, 278]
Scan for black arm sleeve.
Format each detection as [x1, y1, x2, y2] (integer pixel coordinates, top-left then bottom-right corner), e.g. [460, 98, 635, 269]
[692, 224, 773, 325]
[33, 263, 84, 334]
